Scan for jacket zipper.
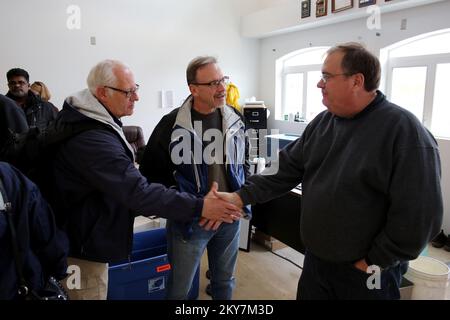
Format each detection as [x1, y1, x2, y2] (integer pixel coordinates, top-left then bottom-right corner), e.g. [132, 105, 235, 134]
[224, 119, 243, 173]
[191, 152, 201, 193]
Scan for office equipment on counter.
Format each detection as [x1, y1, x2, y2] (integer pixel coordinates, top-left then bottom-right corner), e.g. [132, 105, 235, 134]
[265, 133, 301, 158]
[243, 101, 267, 130]
[250, 133, 304, 253]
[252, 188, 304, 254]
[240, 102, 270, 252]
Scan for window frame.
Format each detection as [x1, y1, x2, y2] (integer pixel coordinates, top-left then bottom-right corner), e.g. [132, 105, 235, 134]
[383, 28, 450, 139]
[386, 52, 450, 133]
[276, 47, 329, 122]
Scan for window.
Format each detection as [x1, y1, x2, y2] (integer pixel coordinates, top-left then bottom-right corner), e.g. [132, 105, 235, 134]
[390, 67, 427, 121]
[383, 29, 450, 139]
[431, 63, 450, 138]
[275, 47, 329, 122]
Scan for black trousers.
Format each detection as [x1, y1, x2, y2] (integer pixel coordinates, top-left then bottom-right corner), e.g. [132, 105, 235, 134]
[297, 251, 404, 300]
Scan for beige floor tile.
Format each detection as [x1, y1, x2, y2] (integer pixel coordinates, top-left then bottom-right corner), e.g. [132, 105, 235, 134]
[198, 240, 302, 300]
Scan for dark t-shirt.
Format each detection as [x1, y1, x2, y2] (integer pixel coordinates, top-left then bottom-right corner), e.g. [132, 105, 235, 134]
[191, 107, 230, 192]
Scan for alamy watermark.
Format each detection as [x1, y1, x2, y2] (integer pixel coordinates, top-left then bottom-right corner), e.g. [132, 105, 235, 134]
[366, 265, 382, 290]
[170, 125, 281, 175]
[66, 5, 81, 30]
[366, 5, 381, 30]
[64, 264, 81, 290]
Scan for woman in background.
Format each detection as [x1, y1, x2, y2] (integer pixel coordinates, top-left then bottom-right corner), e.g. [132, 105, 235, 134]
[30, 81, 58, 113]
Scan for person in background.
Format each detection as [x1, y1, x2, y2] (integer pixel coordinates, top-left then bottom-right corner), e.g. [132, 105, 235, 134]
[214, 43, 443, 300]
[52, 59, 241, 300]
[30, 81, 58, 113]
[6, 68, 57, 130]
[140, 56, 250, 300]
[0, 161, 68, 300]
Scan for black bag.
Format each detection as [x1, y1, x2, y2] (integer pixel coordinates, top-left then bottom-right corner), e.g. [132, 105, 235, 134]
[1, 117, 106, 222]
[1, 117, 105, 176]
[25, 276, 68, 301]
[0, 178, 68, 300]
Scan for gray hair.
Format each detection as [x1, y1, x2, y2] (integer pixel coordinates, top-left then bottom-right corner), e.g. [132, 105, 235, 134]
[186, 56, 217, 85]
[87, 59, 128, 94]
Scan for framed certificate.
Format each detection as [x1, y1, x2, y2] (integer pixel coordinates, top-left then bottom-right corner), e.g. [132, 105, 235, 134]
[332, 0, 354, 13]
[316, 0, 327, 17]
[301, 0, 311, 18]
[359, 0, 376, 7]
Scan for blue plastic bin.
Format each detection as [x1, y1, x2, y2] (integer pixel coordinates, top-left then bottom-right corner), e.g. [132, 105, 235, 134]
[108, 228, 199, 300]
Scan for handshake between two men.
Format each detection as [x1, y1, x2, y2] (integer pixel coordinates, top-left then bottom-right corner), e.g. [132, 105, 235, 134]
[199, 182, 244, 231]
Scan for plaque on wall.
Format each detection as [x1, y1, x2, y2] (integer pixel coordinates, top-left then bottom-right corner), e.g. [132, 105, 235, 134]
[332, 0, 354, 13]
[359, 0, 376, 7]
[301, 0, 311, 18]
[316, 0, 327, 17]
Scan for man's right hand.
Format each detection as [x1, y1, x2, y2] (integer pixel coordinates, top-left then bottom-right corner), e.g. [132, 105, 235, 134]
[213, 190, 244, 209]
[201, 182, 242, 223]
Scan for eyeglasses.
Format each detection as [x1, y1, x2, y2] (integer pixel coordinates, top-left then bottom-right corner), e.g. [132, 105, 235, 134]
[8, 80, 28, 86]
[105, 84, 139, 98]
[319, 73, 351, 83]
[191, 76, 230, 88]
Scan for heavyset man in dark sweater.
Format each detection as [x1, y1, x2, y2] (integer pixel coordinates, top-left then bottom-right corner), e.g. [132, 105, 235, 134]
[216, 43, 443, 299]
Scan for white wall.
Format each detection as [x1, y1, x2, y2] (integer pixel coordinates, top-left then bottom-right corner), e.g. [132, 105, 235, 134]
[257, 0, 450, 232]
[242, 0, 446, 38]
[232, 0, 286, 16]
[0, 0, 260, 140]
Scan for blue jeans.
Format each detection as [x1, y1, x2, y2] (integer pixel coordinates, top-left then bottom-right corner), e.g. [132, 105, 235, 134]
[166, 219, 240, 300]
[297, 251, 403, 300]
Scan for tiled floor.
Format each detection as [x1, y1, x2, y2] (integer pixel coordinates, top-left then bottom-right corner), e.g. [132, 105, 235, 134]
[198, 240, 301, 300]
[198, 241, 450, 300]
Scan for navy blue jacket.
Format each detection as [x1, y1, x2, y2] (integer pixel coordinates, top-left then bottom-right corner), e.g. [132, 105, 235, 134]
[53, 98, 204, 263]
[0, 162, 68, 300]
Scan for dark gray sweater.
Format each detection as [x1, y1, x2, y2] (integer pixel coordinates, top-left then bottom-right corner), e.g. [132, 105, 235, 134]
[238, 91, 443, 268]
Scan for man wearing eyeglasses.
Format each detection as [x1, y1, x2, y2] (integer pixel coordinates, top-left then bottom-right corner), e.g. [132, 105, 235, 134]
[214, 43, 443, 300]
[51, 59, 242, 300]
[5, 68, 57, 130]
[140, 56, 250, 300]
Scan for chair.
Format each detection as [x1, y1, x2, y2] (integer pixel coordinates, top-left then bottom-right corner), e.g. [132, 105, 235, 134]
[123, 125, 146, 164]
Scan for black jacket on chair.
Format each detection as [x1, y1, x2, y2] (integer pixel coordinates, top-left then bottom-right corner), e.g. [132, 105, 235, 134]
[123, 125, 145, 164]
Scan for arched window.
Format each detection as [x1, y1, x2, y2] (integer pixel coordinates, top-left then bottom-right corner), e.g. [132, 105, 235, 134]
[382, 28, 450, 139]
[275, 47, 329, 122]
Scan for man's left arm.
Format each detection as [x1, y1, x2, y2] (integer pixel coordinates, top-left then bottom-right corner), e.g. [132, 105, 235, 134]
[367, 146, 443, 268]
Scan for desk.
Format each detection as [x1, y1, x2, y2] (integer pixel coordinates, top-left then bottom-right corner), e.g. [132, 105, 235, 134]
[264, 134, 301, 158]
[251, 188, 305, 254]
